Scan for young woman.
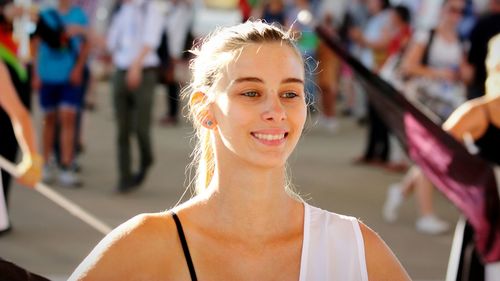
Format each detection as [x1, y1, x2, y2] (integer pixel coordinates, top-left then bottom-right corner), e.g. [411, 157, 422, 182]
[383, 0, 468, 235]
[70, 21, 410, 281]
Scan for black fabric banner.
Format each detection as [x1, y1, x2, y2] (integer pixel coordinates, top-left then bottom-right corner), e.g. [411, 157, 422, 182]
[314, 26, 500, 263]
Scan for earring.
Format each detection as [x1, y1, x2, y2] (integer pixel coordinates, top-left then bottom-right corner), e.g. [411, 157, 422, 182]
[206, 120, 213, 127]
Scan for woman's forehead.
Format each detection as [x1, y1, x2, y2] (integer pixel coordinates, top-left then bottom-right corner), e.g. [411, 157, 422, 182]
[224, 43, 304, 80]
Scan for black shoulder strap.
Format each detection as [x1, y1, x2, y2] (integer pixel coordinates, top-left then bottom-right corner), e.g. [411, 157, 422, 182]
[47, 9, 65, 30]
[43, 9, 78, 56]
[422, 29, 436, 66]
[172, 212, 198, 281]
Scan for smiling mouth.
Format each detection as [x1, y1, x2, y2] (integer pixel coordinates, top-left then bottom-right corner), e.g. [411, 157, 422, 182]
[251, 132, 288, 141]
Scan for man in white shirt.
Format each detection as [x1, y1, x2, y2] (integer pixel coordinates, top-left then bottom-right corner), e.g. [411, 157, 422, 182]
[106, 0, 163, 192]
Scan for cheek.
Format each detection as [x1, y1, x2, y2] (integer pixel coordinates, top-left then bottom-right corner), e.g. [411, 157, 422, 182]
[289, 103, 307, 131]
[212, 98, 253, 139]
[298, 110, 307, 131]
[211, 95, 234, 126]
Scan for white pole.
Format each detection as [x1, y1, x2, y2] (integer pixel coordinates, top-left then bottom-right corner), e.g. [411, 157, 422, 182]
[0, 155, 112, 235]
[0, 172, 10, 231]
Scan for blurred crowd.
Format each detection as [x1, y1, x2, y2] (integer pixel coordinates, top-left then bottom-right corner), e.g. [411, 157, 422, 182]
[0, 0, 499, 234]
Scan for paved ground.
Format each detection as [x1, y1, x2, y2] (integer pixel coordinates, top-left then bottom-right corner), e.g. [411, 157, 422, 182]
[0, 81, 459, 280]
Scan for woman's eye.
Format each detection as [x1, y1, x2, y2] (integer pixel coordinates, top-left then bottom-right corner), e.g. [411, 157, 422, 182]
[242, 91, 259, 97]
[282, 92, 298, 98]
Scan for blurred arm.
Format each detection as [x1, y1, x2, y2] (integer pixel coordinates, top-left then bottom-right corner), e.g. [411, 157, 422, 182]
[0, 61, 42, 187]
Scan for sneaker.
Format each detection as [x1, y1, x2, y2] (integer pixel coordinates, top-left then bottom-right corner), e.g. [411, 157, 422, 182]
[318, 116, 339, 133]
[416, 215, 449, 235]
[59, 169, 82, 187]
[116, 179, 139, 194]
[42, 164, 56, 184]
[71, 160, 82, 173]
[0, 225, 12, 237]
[383, 183, 404, 222]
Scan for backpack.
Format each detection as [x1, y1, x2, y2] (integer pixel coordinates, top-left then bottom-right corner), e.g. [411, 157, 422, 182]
[34, 9, 76, 56]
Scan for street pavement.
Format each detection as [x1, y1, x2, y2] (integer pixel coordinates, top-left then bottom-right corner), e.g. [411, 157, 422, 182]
[0, 81, 459, 280]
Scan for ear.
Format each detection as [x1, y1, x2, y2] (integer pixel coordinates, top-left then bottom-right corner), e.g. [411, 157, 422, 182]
[189, 91, 206, 107]
[190, 91, 218, 129]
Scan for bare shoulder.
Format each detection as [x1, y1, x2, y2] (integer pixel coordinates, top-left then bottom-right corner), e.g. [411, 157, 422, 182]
[359, 222, 411, 281]
[69, 212, 179, 281]
[443, 99, 487, 140]
[486, 96, 500, 126]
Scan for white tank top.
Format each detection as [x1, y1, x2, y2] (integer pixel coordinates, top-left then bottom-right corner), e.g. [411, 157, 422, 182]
[299, 203, 369, 281]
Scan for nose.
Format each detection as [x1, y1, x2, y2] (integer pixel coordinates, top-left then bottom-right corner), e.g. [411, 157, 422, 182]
[262, 95, 286, 122]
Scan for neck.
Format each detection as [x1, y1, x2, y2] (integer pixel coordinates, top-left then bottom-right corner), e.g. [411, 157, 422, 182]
[197, 158, 301, 240]
[58, 2, 71, 13]
[437, 21, 456, 37]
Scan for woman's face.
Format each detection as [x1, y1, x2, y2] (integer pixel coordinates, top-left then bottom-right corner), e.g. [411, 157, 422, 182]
[209, 42, 306, 170]
[442, 0, 465, 26]
[389, 10, 402, 28]
[367, 0, 383, 15]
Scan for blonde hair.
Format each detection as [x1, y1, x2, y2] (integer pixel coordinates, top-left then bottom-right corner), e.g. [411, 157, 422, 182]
[486, 33, 500, 96]
[182, 21, 303, 195]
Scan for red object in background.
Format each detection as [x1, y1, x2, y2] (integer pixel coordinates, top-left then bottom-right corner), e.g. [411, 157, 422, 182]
[0, 28, 18, 55]
[239, 0, 252, 22]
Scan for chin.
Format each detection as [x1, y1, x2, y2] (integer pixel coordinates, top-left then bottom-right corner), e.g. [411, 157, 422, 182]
[250, 154, 289, 170]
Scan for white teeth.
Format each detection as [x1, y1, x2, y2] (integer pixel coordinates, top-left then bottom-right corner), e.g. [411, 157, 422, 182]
[254, 133, 285, 141]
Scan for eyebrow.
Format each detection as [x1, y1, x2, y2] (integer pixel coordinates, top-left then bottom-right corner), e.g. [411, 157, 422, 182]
[234, 77, 304, 85]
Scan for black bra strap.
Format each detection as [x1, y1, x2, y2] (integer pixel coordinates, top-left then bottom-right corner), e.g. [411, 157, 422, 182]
[172, 212, 198, 281]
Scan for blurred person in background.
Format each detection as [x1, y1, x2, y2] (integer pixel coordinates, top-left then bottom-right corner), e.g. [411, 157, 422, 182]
[337, 0, 369, 119]
[385, 5, 412, 61]
[51, 0, 96, 175]
[0, 0, 42, 235]
[349, 0, 393, 165]
[379, 4, 412, 92]
[191, 0, 242, 39]
[383, 0, 468, 235]
[158, 0, 193, 127]
[379, 4, 412, 172]
[464, 0, 500, 100]
[443, 33, 500, 281]
[1, 0, 32, 205]
[314, 0, 348, 133]
[253, 0, 286, 26]
[32, 0, 89, 187]
[0, 59, 42, 235]
[106, 0, 163, 193]
[285, 0, 319, 110]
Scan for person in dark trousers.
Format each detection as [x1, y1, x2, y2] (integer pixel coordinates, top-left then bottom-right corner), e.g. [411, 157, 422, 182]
[158, 0, 193, 127]
[106, 0, 163, 192]
[349, 0, 392, 165]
